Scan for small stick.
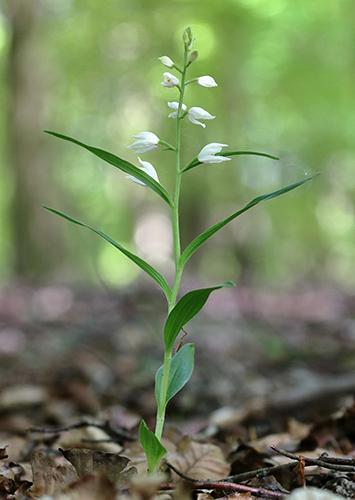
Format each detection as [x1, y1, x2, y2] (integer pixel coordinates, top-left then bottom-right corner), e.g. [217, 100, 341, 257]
[271, 446, 355, 473]
[29, 419, 135, 442]
[166, 463, 285, 500]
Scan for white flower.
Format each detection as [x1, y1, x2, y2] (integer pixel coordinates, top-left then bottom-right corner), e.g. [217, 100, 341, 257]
[196, 76, 218, 87]
[167, 101, 187, 119]
[188, 107, 215, 128]
[127, 132, 160, 153]
[158, 56, 174, 69]
[198, 143, 231, 163]
[162, 72, 179, 88]
[126, 157, 159, 187]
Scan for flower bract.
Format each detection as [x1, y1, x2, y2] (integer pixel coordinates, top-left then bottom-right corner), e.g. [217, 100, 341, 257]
[198, 143, 231, 163]
[126, 157, 159, 187]
[196, 76, 218, 87]
[127, 132, 160, 153]
[167, 101, 187, 119]
[188, 107, 215, 128]
[162, 72, 179, 88]
[158, 56, 174, 69]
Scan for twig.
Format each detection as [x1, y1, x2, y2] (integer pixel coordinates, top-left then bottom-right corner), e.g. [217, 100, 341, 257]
[223, 462, 300, 483]
[271, 446, 355, 473]
[29, 419, 135, 443]
[166, 463, 285, 499]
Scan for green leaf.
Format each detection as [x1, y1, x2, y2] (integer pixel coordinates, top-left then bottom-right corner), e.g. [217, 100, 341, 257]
[181, 150, 279, 173]
[180, 175, 319, 267]
[139, 420, 167, 474]
[155, 343, 195, 407]
[164, 282, 235, 352]
[44, 131, 173, 207]
[43, 206, 172, 301]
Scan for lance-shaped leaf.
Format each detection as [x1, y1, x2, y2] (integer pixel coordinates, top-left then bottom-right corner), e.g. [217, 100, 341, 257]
[139, 420, 167, 474]
[180, 175, 318, 268]
[164, 282, 235, 352]
[44, 131, 173, 207]
[181, 150, 279, 173]
[43, 206, 172, 301]
[155, 343, 195, 409]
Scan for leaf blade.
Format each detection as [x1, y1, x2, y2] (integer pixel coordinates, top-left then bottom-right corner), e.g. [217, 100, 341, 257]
[43, 206, 172, 300]
[164, 282, 235, 352]
[180, 175, 318, 267]
[44, 131, 173, 206]
[155, 343, 195, 407]
[139, 420, 167, 474]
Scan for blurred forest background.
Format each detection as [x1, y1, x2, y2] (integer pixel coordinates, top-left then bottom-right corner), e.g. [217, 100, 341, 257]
[1, 0, 355, 292]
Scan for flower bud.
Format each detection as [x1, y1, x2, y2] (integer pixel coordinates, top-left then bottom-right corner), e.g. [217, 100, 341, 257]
[183, 26, 194, 51]
[158, 56, 174, 69]
[189, 50, 199, 63]
[197, 76, 218, 88]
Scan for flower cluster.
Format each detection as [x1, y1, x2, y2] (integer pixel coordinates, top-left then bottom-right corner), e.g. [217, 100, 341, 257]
[126, 28, 230, 187]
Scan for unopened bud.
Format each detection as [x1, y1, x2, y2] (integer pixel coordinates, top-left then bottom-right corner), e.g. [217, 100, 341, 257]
[183, 26, 194, 51]
[189, 49, 198, 63]
[158, 56, 174, 69]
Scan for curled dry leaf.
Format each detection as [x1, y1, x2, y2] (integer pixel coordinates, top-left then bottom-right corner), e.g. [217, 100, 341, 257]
[60, 447, 137, 485]
[167, 436, 230, 481]
[29, 451, 79, 498]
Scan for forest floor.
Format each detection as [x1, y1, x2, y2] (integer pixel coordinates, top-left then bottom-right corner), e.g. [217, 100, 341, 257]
[0, 282, 355, 499]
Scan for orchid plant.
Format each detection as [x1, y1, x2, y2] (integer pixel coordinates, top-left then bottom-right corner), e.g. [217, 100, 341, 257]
[43, 27, 315, 474]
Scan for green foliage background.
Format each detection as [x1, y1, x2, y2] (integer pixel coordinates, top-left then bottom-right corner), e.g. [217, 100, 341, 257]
[1, 0, 355, 290]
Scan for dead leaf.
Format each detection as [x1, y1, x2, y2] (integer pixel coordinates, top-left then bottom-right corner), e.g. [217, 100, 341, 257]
[130, 474, 167, 500]
[64, 472, 117, 500]
[227, 493, 252, 500]
[58, 425, 123, 453]
[60, 447, 133, 484]
[29, 451, 79, 498]
[167, 436, 230, 480]
[0, 446, 8, 460]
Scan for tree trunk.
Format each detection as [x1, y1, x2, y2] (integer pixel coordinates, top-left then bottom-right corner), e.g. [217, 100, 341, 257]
[7, 0, 63, 280]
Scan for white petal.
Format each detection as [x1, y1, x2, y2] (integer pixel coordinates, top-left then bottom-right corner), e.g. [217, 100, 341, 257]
[188, 116, 206, 128]
[188, 106, 215, 120]
[198, 143, 230, 163]
[137, 157, 159, 183]
[126, 157, 159, 187]
[167, 102, 186, 119]
[127, 132, 159, 153]
[188, 107, 215, 127]
[196, 76, 218, 87]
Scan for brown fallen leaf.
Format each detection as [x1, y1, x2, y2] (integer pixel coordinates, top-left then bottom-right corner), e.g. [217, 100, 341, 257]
[61, 472, 117, 500]
[60, 447, 136, 484]
[29, 451, 79, 498]
[167, 436, 230, 481]
[227, 492, 252, 500]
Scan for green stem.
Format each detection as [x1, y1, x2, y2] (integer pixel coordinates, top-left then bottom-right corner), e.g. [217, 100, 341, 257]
[154, 47, 189, 441]
[154, 348, 172, 441]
